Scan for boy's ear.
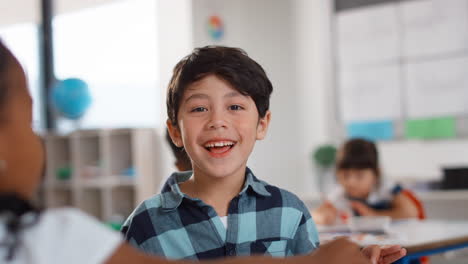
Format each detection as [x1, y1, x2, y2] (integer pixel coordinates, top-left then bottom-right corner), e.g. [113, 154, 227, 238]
[166, 119, 183, 147]
[256, 110, 271, 140]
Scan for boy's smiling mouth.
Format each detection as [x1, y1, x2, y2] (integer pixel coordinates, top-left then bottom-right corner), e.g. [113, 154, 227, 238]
[203, 140, 237, 158]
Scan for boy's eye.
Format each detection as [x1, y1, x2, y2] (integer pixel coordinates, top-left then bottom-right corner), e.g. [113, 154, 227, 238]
[229, 105, 243, 111]
[191, 107, 208, 112]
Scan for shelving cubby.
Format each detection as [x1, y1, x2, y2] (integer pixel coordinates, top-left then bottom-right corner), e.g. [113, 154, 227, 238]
[40, 128, 161, 224]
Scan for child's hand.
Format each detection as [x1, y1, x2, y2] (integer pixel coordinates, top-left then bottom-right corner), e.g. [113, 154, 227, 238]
[307, 237, 371, 264]
[362, 245, 407, 264]
[350, 201, 378, 216]
[312, 200, 338, 225]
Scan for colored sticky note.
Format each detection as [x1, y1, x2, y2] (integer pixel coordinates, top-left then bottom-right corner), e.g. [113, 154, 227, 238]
[405, 117, 456, 139]
[346, 120, 394, 141]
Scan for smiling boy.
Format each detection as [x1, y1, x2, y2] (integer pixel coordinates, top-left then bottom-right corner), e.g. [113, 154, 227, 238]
[121, 46, 319, 260]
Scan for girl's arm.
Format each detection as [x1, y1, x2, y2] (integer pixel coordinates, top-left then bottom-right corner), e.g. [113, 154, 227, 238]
[311, 200, 338, 225]
[351, 193, 419, 219]
[106, 243, 301, 264]
[106, 237, 402, 264]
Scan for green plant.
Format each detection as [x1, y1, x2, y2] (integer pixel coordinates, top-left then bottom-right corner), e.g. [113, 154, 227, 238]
[312, 144, 337, 169]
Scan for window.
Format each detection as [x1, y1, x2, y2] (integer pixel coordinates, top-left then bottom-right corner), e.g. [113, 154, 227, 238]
[0, 23, 42, 131]
[53, 0, 159, 130]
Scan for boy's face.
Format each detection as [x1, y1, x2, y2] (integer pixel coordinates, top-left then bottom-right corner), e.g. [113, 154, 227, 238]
[337, 168, 376, 199]
[167, 74, 271, 179]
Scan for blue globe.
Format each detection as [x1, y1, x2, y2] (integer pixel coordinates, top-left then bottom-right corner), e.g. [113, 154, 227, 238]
[50, 78, 92, 120]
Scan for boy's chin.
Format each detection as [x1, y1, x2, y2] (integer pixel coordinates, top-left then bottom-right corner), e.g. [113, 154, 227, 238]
[202, 164, 245, 179]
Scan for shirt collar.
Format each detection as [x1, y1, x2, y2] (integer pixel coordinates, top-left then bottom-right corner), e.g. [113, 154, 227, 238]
[160, 171, 192, 211]
[240, 167, 271, 197]
[160, 167, 271, 211]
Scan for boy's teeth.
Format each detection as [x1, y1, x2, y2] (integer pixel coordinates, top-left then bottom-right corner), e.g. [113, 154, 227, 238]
[205, 141, 234, 148]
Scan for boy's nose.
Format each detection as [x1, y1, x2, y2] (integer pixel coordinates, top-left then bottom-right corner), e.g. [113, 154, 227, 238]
[207, 110, 228, 130]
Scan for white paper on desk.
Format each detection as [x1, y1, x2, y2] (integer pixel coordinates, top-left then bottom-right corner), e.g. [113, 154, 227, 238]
[339, 64, 402, 122]
[405, 56, 468, 118]
[337, 3, 399, 67]
[401, 0, 468, 58]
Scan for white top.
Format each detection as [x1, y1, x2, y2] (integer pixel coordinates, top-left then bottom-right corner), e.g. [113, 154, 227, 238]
[219, 216, 228, 228]
[0, 208, 122, 264]
[328, 180, 399, 208]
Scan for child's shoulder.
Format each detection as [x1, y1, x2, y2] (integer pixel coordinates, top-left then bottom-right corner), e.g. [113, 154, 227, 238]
[255, 178, 309, 213]
[125, 193, 165, 220]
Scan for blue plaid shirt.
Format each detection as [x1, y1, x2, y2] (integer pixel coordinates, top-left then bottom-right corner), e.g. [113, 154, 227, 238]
[121, 168, 319, 260]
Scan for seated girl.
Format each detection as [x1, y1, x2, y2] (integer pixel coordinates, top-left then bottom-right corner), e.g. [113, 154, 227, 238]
[312, 138, 421, 225]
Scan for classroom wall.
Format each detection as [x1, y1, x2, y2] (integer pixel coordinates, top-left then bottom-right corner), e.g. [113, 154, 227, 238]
[379, 140, 468, 182]
[292, 0, 468, 187]
[330, 0, 468, 183]
[190, 0, 468, 193]
[155, 0, 194, 182]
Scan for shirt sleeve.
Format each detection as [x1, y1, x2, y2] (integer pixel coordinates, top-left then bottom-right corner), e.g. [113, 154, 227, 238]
[27, 208, 122, 264]
[288, 202, 320, 256]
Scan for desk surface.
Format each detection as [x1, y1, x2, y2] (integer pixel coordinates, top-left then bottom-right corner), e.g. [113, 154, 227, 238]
[319, 219, 468, 254]
[391, 220, 468, 253]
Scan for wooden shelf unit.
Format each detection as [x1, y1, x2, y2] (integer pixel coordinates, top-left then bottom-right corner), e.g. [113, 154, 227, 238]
[41, 128, 160, 223]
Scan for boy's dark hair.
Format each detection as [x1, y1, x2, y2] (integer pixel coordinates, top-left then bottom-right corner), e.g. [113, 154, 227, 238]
[166, 45, 273, 125]
[336, 138, 381, 183]
[165, 129, 192, 171]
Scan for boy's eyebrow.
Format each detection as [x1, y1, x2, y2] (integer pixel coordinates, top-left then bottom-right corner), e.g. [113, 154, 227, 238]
[184, 93, 209, 103]
[184, 91, 244, 103]
[224, 91, 243, 98]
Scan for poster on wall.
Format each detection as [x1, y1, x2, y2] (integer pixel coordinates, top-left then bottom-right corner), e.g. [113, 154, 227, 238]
[207, 15, 224, 41]
[346, 120, 395, 141]
[401, 0, 468, 58]
[405, 56, 468, 118]
[339, 64, 402, 122]
[405, 117, 456, 139]
[336, 3, 399, 68]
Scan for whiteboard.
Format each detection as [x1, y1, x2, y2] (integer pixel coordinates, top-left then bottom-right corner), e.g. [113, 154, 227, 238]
[405, 56, 468, 118]
[337, 3, 399, 68]
[339, 64, 402, 122]
[401, 0, 468, 58]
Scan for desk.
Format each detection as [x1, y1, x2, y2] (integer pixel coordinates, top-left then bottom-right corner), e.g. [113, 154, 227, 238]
[392, 220, 468, 264]
[318, 220, 468, 264]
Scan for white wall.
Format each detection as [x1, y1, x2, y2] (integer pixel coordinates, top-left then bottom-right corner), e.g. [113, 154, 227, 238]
[155, 0, 194, 183]
[291, 0, 337, 196]
[379, 140, 468, 181]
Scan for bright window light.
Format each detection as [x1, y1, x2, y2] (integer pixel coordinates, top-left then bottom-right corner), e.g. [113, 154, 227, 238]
[54, 0, 159, 130]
